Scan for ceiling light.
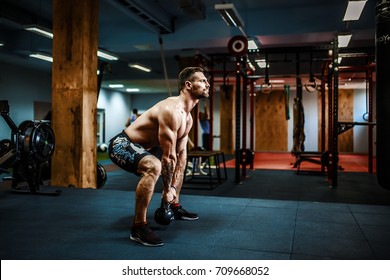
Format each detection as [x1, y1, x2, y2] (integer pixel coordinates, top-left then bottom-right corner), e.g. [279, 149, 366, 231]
[29, 53, 53, 63]
[126, 88, 140, 92]
[338, 34, 352, 48]
[0, 43, 4, 47]
[109, 84, 124, 88]
[129, 63, 152, 72]
[343, 1, 367, 21]
[248, 39, 258, 51]
[255, 59, 269, 69]
[25, 25, 53, 39]
[215, 3, 244, 27]
[97, 50, 118, 61]
[24, 26, 119, 61]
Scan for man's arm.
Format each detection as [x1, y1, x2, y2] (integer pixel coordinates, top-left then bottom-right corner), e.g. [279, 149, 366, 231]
[171, 134, 188, 188]
[158, 110, 180, 202]
[171, 113, 193, 189]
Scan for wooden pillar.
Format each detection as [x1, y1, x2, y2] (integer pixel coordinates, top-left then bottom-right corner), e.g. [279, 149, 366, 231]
[51, 0, 99, 188]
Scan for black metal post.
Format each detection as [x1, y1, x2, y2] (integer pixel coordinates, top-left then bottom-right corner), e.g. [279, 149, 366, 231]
[235, 58, 241, 184]
[376, 0, 390, 189]
[367, 68, 374, 174]
[209, 62, 215, 151]
[327, 62, 333, 183]
[249, 71, 255, 171]
[242, 56, 247, 178]
[331, 38, 339, 188]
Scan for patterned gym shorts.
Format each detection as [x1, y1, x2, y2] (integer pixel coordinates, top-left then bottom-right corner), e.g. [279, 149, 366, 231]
[108, 131, 151, 176]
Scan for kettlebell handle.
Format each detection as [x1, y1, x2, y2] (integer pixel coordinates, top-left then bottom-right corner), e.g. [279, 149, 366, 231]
[154, 198, 174, 225]
[160, 199, 170, 209]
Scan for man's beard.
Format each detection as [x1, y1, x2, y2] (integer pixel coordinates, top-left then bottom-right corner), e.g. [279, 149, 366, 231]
[197, 91, 209, 99]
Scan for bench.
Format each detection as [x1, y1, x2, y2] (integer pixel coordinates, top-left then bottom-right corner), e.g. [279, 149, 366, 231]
[292, 151, 329, 175]
[183, 150, 227, 189]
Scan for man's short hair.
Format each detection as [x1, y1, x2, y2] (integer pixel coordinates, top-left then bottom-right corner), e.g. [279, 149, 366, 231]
[178, 67, 204, 91]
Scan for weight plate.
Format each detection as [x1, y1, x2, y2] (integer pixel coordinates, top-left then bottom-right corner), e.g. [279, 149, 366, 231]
[30, 122, 55, 162]
[20, 121, 55, 162]
[239, 148, 254, 165]
[228, 35, 248, 56]
[97, 162, 107, 188]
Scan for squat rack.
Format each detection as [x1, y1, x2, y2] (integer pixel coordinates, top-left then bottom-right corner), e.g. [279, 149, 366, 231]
[325, 39, 376, 188]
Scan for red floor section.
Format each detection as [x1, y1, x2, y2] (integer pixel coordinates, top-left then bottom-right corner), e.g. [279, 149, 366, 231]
[225, 152, 376, 173]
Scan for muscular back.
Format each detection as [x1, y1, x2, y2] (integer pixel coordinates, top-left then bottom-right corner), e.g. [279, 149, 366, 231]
[124, 96, 193, 151]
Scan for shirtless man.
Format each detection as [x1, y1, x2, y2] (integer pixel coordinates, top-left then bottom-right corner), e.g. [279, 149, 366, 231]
[108, 67, 210, 246]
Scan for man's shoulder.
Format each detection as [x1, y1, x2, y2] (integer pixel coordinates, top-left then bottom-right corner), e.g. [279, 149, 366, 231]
[153, 97, 179, 111]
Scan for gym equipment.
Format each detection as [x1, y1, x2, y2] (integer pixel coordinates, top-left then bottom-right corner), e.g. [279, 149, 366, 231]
[97, 143, 108, 152]
[234, 53, 242, 183]
[96, 162, 107, 188]
[304, 78, 317, 92]
[284, 84, 290, 120]
[321, 38, 340, 187]
[0, 100, 59, 195]
[260, 83, 272, 94]
[226, 41, 256, 182]
[292, 151, 330, 175]
[292, 96, 305, 153]
[0, 139, 17, 174]
[19, 120, 55, 163]
[0, 139, 14, 156]
[228, 35, 248, 56]
[325, 58, 376, 187]
[292, 53, 306, 154]
[304, 51, 318, 93]
[154, 199, 174, 225]
[260, 52, 272, 94]
[96, 61, 109, 188]
[376, 0, 390, 189]
[185, 146, 208, 176]
[338, 122, 376, 135]
[239, 148, 254, 166]
[0, 139, 15, 159]
[184, 150, 227, 189]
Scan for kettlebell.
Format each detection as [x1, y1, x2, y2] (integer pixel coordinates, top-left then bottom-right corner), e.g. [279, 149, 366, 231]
[97, 162, 107, 189]
[154, 199, 174, 225]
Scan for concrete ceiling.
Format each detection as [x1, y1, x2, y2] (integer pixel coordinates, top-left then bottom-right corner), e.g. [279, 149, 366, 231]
[0, 0, 377, 94]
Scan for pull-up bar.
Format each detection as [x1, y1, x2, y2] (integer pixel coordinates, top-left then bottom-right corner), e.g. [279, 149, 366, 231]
[338, 122, 376, 135]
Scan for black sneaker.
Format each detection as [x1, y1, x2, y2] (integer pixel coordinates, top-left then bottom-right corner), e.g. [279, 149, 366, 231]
[130, 224, 164, 246]
[172, 206, 199, 221]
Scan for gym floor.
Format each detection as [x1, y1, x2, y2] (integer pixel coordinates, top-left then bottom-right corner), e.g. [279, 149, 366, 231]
[1, 158, 390, 260]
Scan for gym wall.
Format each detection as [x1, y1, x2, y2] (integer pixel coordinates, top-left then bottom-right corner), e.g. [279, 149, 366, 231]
[97, 88, 132, 142]
[0, 61, 51, 140]
[0, 60, 134, 144]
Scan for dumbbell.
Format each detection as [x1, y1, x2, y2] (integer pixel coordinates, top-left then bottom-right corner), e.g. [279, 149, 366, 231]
[154, 199, 174, 225]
